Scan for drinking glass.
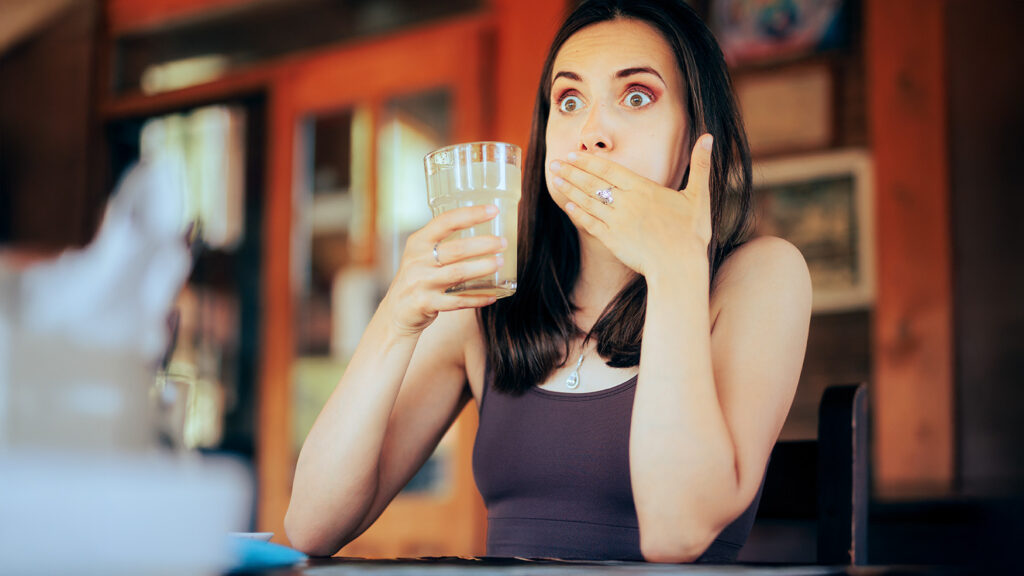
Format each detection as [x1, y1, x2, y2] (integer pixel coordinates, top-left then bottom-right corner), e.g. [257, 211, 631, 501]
[424, 141, 521, 298]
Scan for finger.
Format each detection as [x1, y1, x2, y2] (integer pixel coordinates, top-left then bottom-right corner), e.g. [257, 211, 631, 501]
[424, 204, 498, 243]
[434, 234, 507, 266]
[550, 175, 612, 221]
[435, 294, 499, 312]
[430, 253, 504, 289]
[549, 159, 615, 209]
[685, 133, 714, 197]
[565, 202, 609, 240]
[564, 151, 650, 190]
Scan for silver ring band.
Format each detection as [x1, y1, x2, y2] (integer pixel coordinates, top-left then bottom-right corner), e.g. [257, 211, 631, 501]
[432, 242, 442, 266]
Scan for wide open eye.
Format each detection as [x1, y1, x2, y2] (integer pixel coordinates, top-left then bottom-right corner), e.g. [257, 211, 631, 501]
[622, 87, 654, 109]
[559, 94, 584, 113]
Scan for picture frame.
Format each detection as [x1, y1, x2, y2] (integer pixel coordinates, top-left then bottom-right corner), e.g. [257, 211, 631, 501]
[734, 64, 834, 156]
[711, 0, 849, 67]
[752, 149, 874, 312]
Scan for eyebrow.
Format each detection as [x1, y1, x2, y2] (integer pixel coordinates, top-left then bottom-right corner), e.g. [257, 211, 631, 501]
[616, 66, 664, 84]
[553, 70, 582, 83]
[552, 66, 665, 86]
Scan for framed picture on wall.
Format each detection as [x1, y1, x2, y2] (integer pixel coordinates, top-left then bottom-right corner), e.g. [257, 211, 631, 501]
[711, 0, 850, 67]
[752, 149, 874, 312]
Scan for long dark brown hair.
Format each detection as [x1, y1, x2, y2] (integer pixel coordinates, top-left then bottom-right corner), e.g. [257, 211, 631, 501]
[480, 0, 754, 395]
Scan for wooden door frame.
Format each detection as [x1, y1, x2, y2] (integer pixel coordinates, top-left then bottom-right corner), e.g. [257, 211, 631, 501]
[260, 14, 490, 552]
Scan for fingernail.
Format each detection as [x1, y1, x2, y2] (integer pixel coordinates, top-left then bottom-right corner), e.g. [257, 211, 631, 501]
[495, 255, 505, 266]
[500, 237, 508, 249]
[567, 152, 578, 161]
[701, 135, 714, 151]
[553, 176, 566, 186]
[566, 202, 576, 212]
[485, 205, 498, 215]
[549, 160, 561, 171]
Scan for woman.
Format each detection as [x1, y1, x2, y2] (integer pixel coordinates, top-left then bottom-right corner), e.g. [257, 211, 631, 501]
[286, 0, 811, 563]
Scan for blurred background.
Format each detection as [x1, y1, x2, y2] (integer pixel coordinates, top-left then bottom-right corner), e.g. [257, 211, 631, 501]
[0, 0, 1021, 565]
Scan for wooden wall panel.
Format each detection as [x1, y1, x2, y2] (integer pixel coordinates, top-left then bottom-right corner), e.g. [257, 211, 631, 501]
[491, 0, 566, 148]
[947, 0, 1024, 496]
[866, 0, 954, 497]
[0, 1, 98, 248]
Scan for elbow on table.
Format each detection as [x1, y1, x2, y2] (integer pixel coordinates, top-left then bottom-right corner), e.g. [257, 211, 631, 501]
[639, 528, 717, 564]
[284, 506, 343, 557]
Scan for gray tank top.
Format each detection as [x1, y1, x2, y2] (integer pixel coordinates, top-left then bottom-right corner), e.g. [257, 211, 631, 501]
[472, 363, 764, 562]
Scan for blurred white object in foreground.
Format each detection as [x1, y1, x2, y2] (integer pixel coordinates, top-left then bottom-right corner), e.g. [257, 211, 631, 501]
[0, 451, 251, 576]
[1, 158, 190, 451]
[19, 157, 191, 360]
[0, 159, 252, 574]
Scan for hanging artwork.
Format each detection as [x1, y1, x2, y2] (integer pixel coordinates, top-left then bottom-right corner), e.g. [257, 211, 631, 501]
[711, 0, 849, 66]
[753, 149, 874, 312]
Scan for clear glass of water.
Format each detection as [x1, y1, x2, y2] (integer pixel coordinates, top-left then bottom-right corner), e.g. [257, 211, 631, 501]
[424, 141, 521, 298]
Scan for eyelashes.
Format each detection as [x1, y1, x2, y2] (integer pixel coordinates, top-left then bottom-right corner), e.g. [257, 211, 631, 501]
[623, 85, 654, 108]
[554, 84, 657, 114]
[557, 90, 584, 113]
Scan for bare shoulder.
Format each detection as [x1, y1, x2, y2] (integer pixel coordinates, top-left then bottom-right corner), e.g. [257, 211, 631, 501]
[711, 236, 812, 318]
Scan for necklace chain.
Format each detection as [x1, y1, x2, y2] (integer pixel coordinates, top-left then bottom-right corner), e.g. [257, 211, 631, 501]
[565, 351, 585, 389]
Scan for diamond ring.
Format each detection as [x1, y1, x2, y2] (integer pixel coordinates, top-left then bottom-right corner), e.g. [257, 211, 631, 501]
[595, 187, 614, 205]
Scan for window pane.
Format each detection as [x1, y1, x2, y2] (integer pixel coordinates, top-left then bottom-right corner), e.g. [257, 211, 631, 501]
[290, 90, 454, 493]
[292, 102, 380, 458]
[376, 89, 453, 495]
[377, 89, 452, 278]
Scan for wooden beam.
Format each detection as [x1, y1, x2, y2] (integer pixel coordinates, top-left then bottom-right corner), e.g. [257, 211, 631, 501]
[101, 63, 275, 120]
[285, 15, 490, 113]
[257, 75, 295, 540]
[100, 14, 490, 121]
[866, 0, 954, 497]
[105, 0, 255, 34]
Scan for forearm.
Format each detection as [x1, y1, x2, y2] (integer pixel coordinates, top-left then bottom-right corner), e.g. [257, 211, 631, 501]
[286, 294, 420, 552]
[631, 259, 740, 561]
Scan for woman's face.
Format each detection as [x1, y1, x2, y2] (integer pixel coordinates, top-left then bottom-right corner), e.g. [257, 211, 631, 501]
[544, 18, 691, 212]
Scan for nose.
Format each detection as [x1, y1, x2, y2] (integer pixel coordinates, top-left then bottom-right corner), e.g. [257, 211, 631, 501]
[579, 103, 613, 152]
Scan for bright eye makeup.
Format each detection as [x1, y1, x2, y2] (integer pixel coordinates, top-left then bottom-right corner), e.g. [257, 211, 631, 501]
[552, 82, 658, 114]
[622, 85, 655, 108]
[557, 90, 584, 113]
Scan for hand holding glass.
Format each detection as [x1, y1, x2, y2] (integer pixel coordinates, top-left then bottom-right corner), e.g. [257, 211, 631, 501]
[424, 142, 520, 299]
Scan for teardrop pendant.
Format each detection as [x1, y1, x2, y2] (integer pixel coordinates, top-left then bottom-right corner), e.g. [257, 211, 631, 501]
[566, 371, 579, 389]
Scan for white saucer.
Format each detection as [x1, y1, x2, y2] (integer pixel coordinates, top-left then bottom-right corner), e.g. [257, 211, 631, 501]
[229, 532, 274, 542]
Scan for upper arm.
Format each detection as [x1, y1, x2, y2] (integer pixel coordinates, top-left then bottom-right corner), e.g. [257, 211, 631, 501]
[349, 309, 477, 539]
[709, 236, 812, 514]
